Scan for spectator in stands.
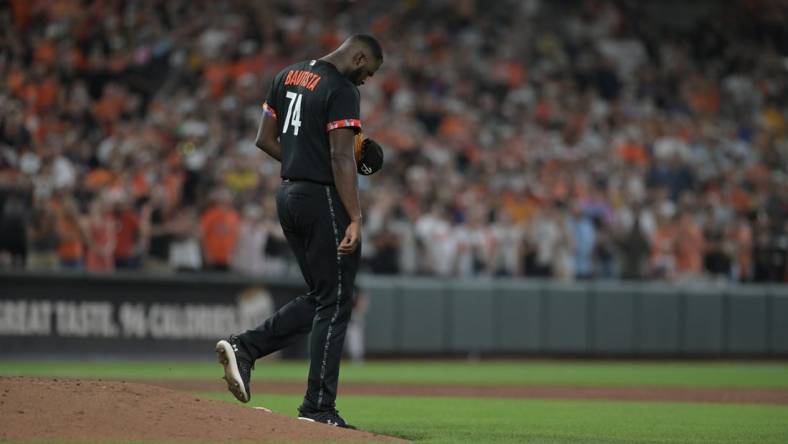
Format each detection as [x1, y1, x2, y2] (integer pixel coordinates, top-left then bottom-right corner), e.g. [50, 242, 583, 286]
[491, 207, 525, 276]
[84, 196, 115, 273]
[389, 204, 420, 275]
[112, 194, 142, 270]
[0, 0, 785, 283]
[26, 205, 59, 271]
[455, 204, 496, 276]
[730, 215, 753, 281]
[168, 205, 203, 273]
[569, 202, 596, 279]
[552, 205, 576, 281]
[529, 203, 561, 278]
[366, 219, 401, 275]
[650, 209, 677, 280]
[702, 210, 732, 281]
[415, 204, 456, 276]
[752, 215, 787, 282]
[144, 188, 175, 272]
[617, 210, 651, 280]
[55, 198, 85, 270]
[0, 179, 29, 269]
[231, 204, 267, 276]
[200, 188, 240, 272]
[675, 211, 705, 280]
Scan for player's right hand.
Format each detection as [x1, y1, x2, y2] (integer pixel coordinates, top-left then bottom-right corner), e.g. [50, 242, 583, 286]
[338, 219, 361, 255]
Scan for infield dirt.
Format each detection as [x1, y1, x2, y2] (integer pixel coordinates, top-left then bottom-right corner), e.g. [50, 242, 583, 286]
[0, 377, 403, 443]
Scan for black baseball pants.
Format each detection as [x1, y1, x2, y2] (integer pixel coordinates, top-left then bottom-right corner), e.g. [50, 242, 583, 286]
[238, 180, 360, 411]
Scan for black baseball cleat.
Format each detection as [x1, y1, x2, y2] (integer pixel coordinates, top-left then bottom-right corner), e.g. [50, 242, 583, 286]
[215, 335, 254, 403]
[298, 406, 356, 429]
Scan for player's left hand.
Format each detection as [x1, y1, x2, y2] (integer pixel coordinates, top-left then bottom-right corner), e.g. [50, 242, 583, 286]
[338, 219, 361, 255]
[354, 135, 384, 175]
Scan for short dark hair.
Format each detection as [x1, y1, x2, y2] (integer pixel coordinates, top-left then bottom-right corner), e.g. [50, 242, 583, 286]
[351, 34, 383, 62]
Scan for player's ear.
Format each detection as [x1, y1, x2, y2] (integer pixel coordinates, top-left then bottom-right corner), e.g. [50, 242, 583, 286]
[353, 51, 367, 67]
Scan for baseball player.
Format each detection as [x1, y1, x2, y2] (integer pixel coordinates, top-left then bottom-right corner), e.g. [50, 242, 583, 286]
[216, 34, 384, 429]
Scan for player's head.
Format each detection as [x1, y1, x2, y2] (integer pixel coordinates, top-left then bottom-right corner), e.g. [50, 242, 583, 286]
[334, 34, 383, 86]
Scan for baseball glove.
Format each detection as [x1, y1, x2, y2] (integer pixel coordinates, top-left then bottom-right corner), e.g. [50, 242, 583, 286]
[354, 133, 384, 176]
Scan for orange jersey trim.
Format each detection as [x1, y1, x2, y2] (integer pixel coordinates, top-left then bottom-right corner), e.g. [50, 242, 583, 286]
[327, 119, 361, 131]
[262, 102, 277, 119]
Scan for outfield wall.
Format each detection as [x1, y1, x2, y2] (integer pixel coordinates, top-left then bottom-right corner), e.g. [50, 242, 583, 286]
[359, 277, 788, 357]
[1, 271, 786, 358]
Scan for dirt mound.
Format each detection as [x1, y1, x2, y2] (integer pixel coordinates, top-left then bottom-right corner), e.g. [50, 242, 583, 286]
[0, 377, 402, 443]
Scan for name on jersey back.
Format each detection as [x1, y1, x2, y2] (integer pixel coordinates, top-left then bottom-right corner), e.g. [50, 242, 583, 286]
[284, 70, 322, 91]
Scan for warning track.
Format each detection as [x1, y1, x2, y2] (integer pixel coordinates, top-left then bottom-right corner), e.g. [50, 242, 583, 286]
[144, 379, 788, 405]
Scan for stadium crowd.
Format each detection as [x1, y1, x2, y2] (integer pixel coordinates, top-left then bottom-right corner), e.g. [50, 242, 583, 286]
[0, 0, 786, 282]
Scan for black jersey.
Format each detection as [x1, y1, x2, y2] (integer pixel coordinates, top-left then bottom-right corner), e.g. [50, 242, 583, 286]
[263, 59, 361, 185]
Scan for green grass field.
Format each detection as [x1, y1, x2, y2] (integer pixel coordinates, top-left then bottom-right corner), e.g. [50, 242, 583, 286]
[3, 360, 788, 388]
[2, 360, 788, 444]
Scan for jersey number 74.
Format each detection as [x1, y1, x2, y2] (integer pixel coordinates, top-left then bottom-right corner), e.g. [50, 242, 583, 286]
[283, 91, 303, 136]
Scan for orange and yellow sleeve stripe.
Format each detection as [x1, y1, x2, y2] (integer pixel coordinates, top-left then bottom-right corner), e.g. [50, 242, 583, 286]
[262, 102, 277, 119]
[326, 119, 361, 131]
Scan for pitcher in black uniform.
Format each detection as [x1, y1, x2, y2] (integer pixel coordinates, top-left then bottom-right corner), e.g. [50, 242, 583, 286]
[215, 34, 383, 429]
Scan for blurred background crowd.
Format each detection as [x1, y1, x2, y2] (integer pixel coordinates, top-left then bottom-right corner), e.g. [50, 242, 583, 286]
[0, 0, 786, 282]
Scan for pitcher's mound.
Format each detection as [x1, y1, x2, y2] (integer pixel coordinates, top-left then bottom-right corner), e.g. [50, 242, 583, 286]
[0, 377, 402, 443]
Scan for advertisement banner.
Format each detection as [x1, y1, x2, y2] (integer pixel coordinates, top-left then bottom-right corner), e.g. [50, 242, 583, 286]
[0, 273, 306, 358]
